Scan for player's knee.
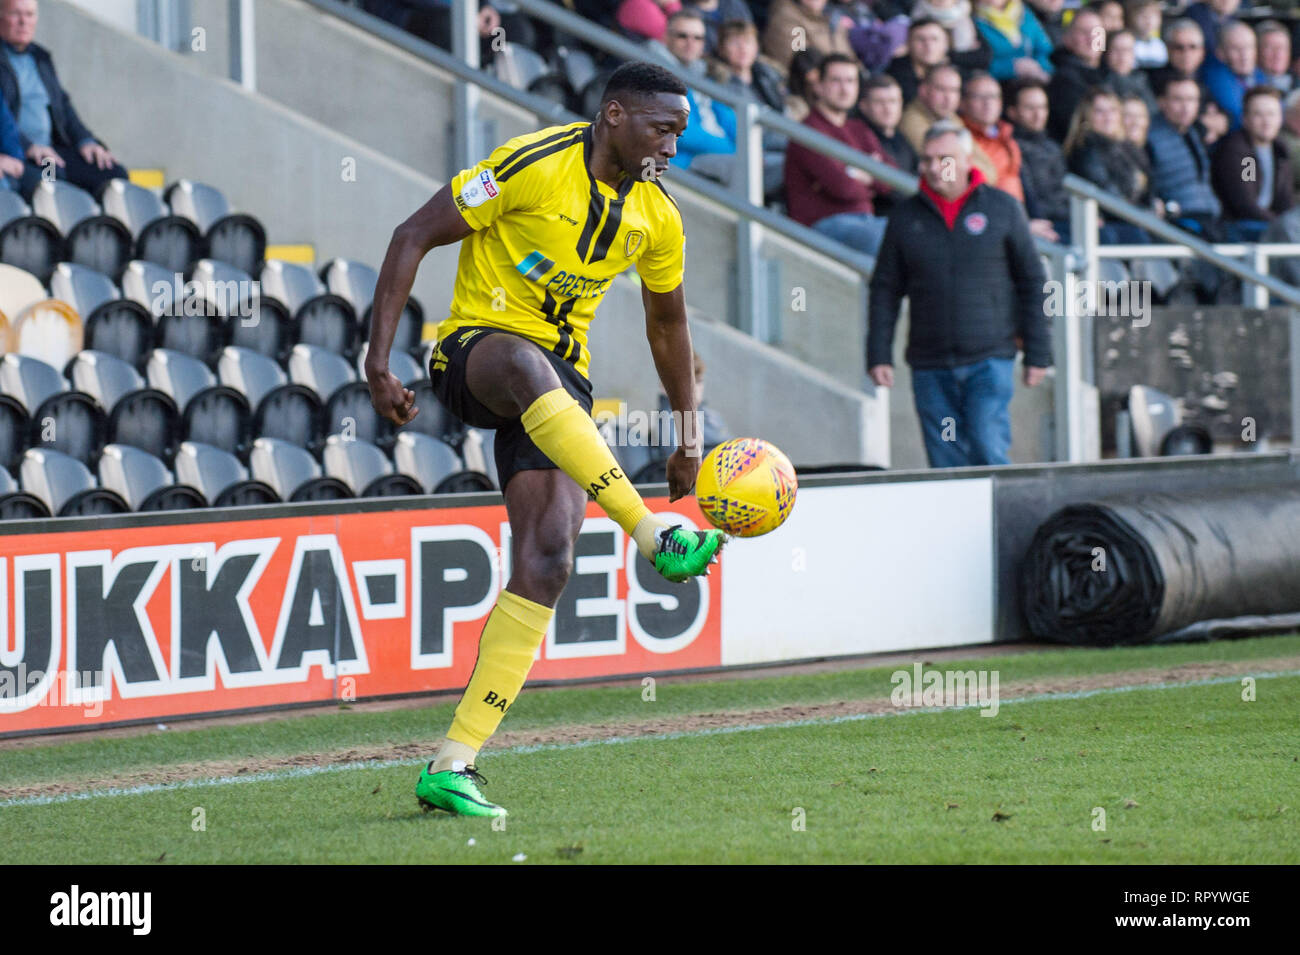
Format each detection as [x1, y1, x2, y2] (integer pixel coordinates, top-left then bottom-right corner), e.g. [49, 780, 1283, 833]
[515, 537, 574, 597]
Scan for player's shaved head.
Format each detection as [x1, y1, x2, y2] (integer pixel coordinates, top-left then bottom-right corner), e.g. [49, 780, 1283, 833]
[601, 61, 689, 109]
[595, 61, 689, 184]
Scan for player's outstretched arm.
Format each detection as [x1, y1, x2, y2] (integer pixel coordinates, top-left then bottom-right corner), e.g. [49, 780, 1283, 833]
[366, 184, 475, 425]
[642, 281, 700, 502]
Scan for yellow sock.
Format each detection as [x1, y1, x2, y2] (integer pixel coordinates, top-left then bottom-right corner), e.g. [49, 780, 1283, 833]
[521, 388, 667, 559]
[445, 589, 555, 752]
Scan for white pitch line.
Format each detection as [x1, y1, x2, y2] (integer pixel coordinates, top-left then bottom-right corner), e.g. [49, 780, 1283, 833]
[2, 668, 1297, 810]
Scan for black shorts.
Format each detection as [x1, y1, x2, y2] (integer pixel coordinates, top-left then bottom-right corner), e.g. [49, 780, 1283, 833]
[428, 325, 594, 491]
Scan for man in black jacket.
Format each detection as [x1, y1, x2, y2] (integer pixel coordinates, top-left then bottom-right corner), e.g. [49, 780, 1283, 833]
[1008, 78, 1070, 236]
[0, 0, 127, 199]
[1046, 6, 1108, 142]
[867, 120, 1051, 468]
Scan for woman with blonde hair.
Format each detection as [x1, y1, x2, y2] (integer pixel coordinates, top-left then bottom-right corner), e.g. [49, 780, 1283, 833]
[1065, 87, 1155, 242]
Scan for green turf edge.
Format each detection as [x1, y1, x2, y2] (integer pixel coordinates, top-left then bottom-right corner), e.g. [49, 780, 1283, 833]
[1, 676, 1296, 864]
[0, 633, 1296, 788]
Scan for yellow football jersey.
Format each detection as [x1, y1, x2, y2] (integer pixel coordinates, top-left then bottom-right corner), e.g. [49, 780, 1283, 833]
[438, 122, 685, 381]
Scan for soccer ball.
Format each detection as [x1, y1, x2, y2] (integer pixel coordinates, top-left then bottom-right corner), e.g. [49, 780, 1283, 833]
[695, 438, 798, 537]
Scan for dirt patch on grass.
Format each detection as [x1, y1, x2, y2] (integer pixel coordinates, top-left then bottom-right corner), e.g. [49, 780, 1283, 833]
[3, 655, 1295, 802]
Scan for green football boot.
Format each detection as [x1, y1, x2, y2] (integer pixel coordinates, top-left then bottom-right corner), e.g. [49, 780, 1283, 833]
[415, 762, 507, 818]
[653, 524, 727, 583]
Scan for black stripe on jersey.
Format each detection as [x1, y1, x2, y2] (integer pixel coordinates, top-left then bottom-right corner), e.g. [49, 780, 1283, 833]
[495, 129, 584, 183]
[575, 181, 605, 262]
[588, 198, 626, 264]
[541, 292, 579, 365]
[522, 255, 554, 282]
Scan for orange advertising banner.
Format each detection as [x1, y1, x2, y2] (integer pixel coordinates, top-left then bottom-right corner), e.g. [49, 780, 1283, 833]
[0, 497, 721, 735]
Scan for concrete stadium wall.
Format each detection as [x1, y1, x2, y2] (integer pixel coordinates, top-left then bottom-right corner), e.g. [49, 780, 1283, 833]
[38, 0, 884, 465]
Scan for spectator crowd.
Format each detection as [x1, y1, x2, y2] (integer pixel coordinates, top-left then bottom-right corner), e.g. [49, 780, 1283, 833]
[366, 0, 1300, 280]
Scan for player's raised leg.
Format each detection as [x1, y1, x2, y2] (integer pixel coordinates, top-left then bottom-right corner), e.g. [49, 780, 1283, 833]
[416, 468, 586, 817]
[464, 333, 724, 581]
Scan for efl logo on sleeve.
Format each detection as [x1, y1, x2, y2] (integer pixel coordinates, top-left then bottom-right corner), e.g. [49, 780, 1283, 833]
[460, 169, 499, 208]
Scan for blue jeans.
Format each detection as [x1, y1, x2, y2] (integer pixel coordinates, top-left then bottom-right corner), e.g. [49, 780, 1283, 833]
[812, 212, 888, 257]
[911, 357, 1016, 468]
[1223, 219, 1268, 242]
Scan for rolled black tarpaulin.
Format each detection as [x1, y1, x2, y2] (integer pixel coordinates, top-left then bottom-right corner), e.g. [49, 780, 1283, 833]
[1020, 485, 1300, 645]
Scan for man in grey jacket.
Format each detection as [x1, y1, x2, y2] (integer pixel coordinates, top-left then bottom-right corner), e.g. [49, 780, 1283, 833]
[0, 0, 127, 199]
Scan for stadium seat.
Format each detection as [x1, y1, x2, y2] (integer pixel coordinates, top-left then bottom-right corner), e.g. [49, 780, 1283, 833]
[393, 431, 463, 493]
[166, 180, 266, 276]
[267, 261, 359, 358]
[0, 191, 63, 284]
[156, 291, 227, 366]
[324, 380, 392, 448]
[98, 443, 204, 511]
[0, 353, 67, 414]
[254, 383, 324, 451]
[0, 463, 16, 493]
[189, 258, 258, 317]
[460, 427, 498, 488]
[82, 299, 154, 369]
[50, 262, 117, 317]
[249, 437, 352, 501]
[230, 294, 294, 363]
[322, 434, 421, 497]
[356, 341, 423, 387]
[146, 348, 216, 410]
[323, 259, 424, 357]
[287, 342, 356, 403]
[0, 489, 50, 519]
[67, 350, 146, 411]
[108, 388, 182, 462]
[174, 440, 277, 506]
[32, 181, 132, 280]
[100, 179, 203, 274]
[121, 258, 176, 316]
[9, 298, 83, 369]
[1127, 385, 1182, 458]
[217, 345, 288, 409]
[29, 390, 108, 467]
[398, 378, 463, 446]
[181, 384, 253, 460]
[433, 470, 496, 493]
[0, 393, 29, 471]
[261, 260, 325, 315]
[0, 262, 48, 323]
[551, 45, 598, 102]
[19, 447, 128, 516]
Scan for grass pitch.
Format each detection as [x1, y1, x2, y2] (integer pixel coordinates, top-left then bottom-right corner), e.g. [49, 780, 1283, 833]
[1, 635, 1297, 864]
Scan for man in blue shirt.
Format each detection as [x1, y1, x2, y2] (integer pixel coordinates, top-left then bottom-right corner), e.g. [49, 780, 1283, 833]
[0, 0, 127, 199]
[1200, 20, 1267, 129]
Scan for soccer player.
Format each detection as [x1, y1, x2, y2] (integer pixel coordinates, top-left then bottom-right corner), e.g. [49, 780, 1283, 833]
[365, 62, 726, 818]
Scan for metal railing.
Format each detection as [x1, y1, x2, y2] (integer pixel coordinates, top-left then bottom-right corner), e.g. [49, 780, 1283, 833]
[1064, 174, 1300, 459]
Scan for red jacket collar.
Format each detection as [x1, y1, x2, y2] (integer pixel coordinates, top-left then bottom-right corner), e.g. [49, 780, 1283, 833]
[919, 165, 985, 229]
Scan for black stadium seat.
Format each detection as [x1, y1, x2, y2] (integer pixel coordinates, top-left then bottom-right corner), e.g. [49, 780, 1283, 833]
[145, 348, 215, 409]
[0, 393, 30, 472]
[33, 182, 132, 281]
[29, 391, 108, 468]
[322, 435, 421, 497]
[181, 385, 253, 459]
[296, 293, 359, 358]
[19, 447, 128, 516]
[434, 471, 495, 494]
[249, 437, 351, 501]
[288, 343, 356, 403]
[325, 381, 393, 447]
[0, 190, 62, 284]
[166, 180, 266, 276]
[83, 300, 155, 368]
[0, 491, 51, 519]
[98, 443, 203, 511]
[66, 349, 145, 412]
[253, 384, 324, 450]
[0, 353, 67, 415]
[156, 307, 227, 366]
[101, 180, 203, 274]
[217, 345, 287, 407]
[108, 389, 182, 462]
[398, 379, 463, 446]
[393, 432, 463, 493]
[228, 295, 294, 363]
[174, 440, 277, 506]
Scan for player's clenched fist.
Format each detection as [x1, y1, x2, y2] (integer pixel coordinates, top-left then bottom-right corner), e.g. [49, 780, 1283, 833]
[367, 368, 419, 426]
